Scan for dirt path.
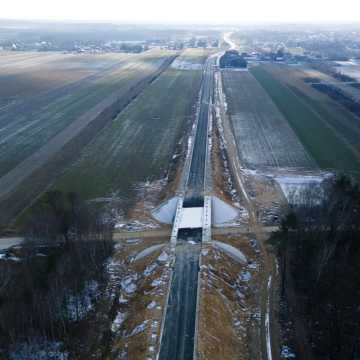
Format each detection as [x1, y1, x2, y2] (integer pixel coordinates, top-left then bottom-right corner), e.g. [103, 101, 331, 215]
[215, 68, 281, 360]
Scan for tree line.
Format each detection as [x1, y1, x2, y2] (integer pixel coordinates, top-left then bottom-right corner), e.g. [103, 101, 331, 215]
[0, 190, 114, 357]
[270, 175, 360, 360]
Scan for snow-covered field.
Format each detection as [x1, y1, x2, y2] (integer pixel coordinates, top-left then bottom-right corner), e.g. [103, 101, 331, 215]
[335, 60, 360, 81]
[274, 173, 330, 204]
[222, 70, 316, 169]
[171, 58, 203, 71]
[170, 48, 208, 71]
[242, 167, 332, 206]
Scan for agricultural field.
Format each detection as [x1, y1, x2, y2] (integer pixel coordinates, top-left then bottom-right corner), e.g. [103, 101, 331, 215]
[251, 65, 360, 172]
[0, 50, 173, 179]
[53, 49, 208, 208]
[272, 63, 360, 119]
[298, 65, 360, 102]
[222, 70, 316, 170]
[335, 60, 360, 81]
[0, 51, 129, 99]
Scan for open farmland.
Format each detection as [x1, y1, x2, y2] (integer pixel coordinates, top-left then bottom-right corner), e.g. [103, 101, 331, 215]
[298, 65, 360, 102]
[222, 70, 316, 170]
[335, 60, 360, 82]
[0, 50, 173, 178]
[263, 64, 360, 156]
[0, 51, 131, 103]
[52, 49, 208, 207]
[0, 50, 179, 225]
[251, 65, 360, 172]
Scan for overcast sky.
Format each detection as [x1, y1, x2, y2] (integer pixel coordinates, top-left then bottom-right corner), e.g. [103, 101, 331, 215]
[1, 0, 360, 24]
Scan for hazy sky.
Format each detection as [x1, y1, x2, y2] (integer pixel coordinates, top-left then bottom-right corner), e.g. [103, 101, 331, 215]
[2, 0, 360, 24]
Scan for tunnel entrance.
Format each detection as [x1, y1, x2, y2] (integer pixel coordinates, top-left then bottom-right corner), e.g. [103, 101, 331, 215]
[177, 228, 202, 243]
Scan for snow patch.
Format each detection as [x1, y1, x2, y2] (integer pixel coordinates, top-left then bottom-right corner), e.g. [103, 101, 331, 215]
[119, 294, 128, 304]
[213, 241, 247, 264]
[125, 238, 143, 244]
[281, 345, 296, 358]
[0, 254, 21, 261]
[201, 248, 209, 256]
[212, 196, 239, 226]
[274, 174, 331, 204]
[266, 276, 273, 360]
[10, 340, 68, 360]
[151, 197, 179, 224]
[115, 220, 159, 232]
[65, 280, 99, 322]
[157, 250, 169, 262]
[171, 59, 203, 70]
[151, 278, 163, 287]
[240, 271, 252, 282]
[121, 274, 138, 294]
[144, 262, 158, 276]
[128, 320, 149, 337]
[147, 301, 157, 310]
[134, 243, 165, 261]
[111, 311, 127, 333]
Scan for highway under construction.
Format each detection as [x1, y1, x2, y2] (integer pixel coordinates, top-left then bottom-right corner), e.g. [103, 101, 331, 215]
[158, 56, 216, 360]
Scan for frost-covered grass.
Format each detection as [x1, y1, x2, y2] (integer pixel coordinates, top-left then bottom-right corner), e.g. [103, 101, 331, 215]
[223, 70, 316, 170]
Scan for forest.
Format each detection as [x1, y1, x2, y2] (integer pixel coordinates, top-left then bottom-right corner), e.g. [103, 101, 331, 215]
[0, 191, 114, 357]
[270, 175, 360, 359]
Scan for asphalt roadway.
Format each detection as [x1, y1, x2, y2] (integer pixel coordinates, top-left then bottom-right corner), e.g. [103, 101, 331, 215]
[158, 230, 202, 360]
[183, 57, 215, 208]
[159, 57, 215, 359]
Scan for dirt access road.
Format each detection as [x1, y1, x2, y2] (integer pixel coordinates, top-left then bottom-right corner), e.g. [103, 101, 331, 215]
[215, 66, 281, 360]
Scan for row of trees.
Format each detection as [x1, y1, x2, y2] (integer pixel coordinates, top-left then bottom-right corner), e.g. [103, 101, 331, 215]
[0, 190, 114, 357]
[270, 176, 360, 360]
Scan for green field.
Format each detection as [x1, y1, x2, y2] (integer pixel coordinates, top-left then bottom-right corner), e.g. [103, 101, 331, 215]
[251, 66, 360, 172]
[0, 50, 170, 177]
[55, 50, 207, 205]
